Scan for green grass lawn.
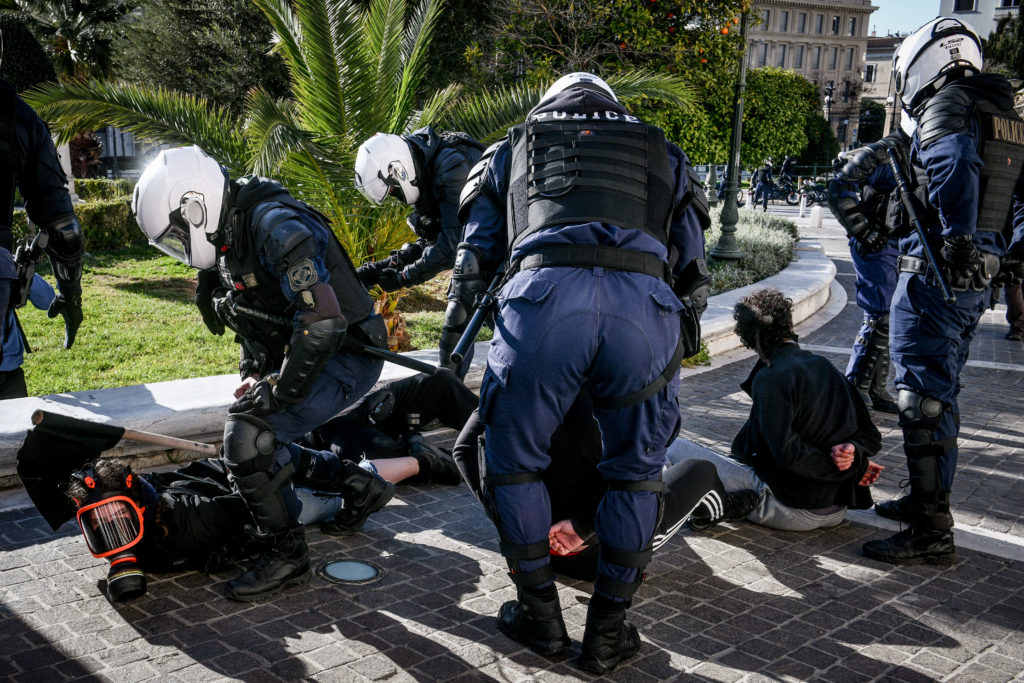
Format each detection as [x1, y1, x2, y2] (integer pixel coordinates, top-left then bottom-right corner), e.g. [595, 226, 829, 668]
[19, 246, 238, 396]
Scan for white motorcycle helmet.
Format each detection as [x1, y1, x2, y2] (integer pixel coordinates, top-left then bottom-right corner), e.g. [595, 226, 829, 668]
[539, 72, 618, 106]
[893, 17, 983, 112]
[132, 146, 228, 270]
[354, 133, 420, 205]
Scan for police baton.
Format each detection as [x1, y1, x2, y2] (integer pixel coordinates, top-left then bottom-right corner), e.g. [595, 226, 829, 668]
[885, 148, 956, 305]
[450, 271, 505, 366]
[231, 303, 438, 376]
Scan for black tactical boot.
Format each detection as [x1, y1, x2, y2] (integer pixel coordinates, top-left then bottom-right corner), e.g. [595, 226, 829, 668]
[863, 497, 955, 565]
[407, 433, 463, 486]
[225, 525, 310, 601]
[320, 462, 395, 536]
[687, 489, 760, 532]
[874, 494, 912, 522]
[577, 594, 641, 675]
[497, 584, 571, 656]
[868, 353, 899, 414]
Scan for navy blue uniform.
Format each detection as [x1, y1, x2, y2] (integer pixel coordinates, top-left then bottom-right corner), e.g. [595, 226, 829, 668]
[461, 106, 705, 601]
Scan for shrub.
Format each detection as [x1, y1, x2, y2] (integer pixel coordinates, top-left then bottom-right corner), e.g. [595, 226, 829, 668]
[12, 197, 144, 251]
[74, 178, 135, 201]
[705, 207, 799, 294]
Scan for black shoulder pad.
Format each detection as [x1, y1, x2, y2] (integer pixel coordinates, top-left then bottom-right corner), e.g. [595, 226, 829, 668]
[254, 204, 316, 266]
[676, 164, 711, 231]
[917, 84, 973, 150]
[458, 139, 505, 222]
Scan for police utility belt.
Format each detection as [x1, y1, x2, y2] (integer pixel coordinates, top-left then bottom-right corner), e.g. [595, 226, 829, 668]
[512, 244, 685, 410]
[899, 253, 1001, 291]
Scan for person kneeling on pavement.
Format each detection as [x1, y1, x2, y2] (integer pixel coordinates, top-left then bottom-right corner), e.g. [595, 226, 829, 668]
[667, 289, 885, 532]
[62, 453, 391, 603]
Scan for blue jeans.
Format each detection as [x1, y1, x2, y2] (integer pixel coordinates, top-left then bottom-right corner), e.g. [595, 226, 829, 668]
[664, 439, 848, 532]
[294, 460, 379, 525]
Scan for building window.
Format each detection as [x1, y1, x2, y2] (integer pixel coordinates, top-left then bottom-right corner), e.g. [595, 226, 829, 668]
[953, 0, 975, 9]
[837, 120, 848, 144]
[815, 14, 824, 34]
[780, 11, 789, 32]
[794, 45, 805, 69]
[797, 13, 807, 33]
[864, 64, 876, 82]
[776, 45, 787, 67]
[829, 46, 838, 69]
[832, 15, 841, 35]
[812, 46, 821, 69]
[848, 17, 857, 36]
[756, 43, 768, 67]
[845, 47, 854, 70]
[761, 9, 771, 28]
[999, 0, 1020, 7]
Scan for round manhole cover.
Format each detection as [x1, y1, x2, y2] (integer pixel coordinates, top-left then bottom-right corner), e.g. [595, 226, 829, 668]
[316, 559, 383, 586]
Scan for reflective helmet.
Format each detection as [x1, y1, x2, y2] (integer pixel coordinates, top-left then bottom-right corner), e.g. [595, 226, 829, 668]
[893, 17, 982, 112]
[132, 146, 228, 270]
[764, 157, 773, 167]
[539, 71, 617, 105]
[354, 133, 420, 205]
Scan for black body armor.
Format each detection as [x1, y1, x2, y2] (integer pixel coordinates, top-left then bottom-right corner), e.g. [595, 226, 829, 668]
[1, 80, 19, 252]
[216, 177, 386, 362]
[917, 75, 1024, 238]
[506, 109, 674, 253]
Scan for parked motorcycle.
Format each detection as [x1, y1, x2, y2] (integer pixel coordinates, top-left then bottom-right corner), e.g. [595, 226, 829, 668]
[755, 178, 800, 206]
[801, 180, 829, 206]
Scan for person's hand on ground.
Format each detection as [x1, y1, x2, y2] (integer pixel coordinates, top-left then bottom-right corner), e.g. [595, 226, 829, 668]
[549, 519, 586, 555]
[234, 375, 259, 399]
[831, 443, 856, 471]
[858, 461, 884, 487]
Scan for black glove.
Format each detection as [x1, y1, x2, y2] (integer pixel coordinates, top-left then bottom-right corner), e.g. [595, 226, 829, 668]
[377, 267, 407, 292]
[993, 250, 1024, 288]
[195, 269, 225, 335]
[854, 228, 889, 257]
[941, 235, 983, 290]
[229, 375, 284, 416]
[47, 292, 83, 349]
[356, 262, 382, 288]
[211, 290, 247, 335]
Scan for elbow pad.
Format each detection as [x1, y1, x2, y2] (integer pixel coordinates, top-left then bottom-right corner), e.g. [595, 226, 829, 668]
[42, 215, 84, 292]
[274, 316, 348, 404]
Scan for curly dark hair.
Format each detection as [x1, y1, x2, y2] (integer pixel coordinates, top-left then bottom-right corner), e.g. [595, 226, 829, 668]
[734, 288, 795, 351]
[65, 459, 132, 507]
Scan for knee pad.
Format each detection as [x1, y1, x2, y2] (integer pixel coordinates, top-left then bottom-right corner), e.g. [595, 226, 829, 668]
[897, 388, 944, 433]
[223, 414, 278, 476]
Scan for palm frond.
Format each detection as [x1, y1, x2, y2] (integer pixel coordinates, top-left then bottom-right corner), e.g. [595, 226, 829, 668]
[416, 83, 464, 128]
[359, 0, 407, 132]
[389, 0, 446, 132]
[605, 70, 696, 112]
[22, 79, 247, 170]
[285, 0, 346, 135]
[250, 0, 308, 81]
[435, 82, 544, 143]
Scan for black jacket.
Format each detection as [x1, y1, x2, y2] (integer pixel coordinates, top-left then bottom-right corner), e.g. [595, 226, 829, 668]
[731, 342, 881, 509]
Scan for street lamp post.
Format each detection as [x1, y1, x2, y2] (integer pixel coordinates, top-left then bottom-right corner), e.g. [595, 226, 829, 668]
[886, 95, 896, 135]
[824, 84, 834, 130]
[710, 10, 749, 261]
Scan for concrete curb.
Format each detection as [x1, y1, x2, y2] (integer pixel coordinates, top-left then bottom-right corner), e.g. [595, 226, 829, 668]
[0, 237, 836, 487]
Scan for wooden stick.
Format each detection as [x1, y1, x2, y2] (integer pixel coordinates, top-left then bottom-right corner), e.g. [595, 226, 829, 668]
[31, 410, 219, 456]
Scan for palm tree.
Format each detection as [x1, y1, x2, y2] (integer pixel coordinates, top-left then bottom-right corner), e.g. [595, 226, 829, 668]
[23, 0, 694, 264]
[16, 0, 134, 81]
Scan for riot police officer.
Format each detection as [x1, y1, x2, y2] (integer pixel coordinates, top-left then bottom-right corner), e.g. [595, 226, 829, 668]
[455, 72, 710, 673]
[837, 18, 1024, 565]
[133, 146, 393, 600]
[1, 76, 86, 384]
[353, 127, 484, 374]
[828, 129, 912, 414]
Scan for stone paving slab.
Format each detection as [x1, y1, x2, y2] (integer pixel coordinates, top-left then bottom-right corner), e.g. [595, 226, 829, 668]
[2, 202, 1023, 681]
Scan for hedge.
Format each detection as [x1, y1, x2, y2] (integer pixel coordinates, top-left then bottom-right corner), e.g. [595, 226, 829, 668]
[13, 197, 145, 251]
[74, 178, 135, 201]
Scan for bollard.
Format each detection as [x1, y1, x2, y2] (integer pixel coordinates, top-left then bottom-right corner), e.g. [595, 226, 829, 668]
[809, 205, 823, 229]
[799, 193, 807, 218]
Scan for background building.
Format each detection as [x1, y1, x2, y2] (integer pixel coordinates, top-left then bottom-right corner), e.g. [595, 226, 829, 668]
[939, 0, 1021, 40]
[862, 34, 904, 136]
[750, 0, 878, 149]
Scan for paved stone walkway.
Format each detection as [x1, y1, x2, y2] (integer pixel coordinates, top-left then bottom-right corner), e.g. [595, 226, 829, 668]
[1, 203, 1023, 681]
